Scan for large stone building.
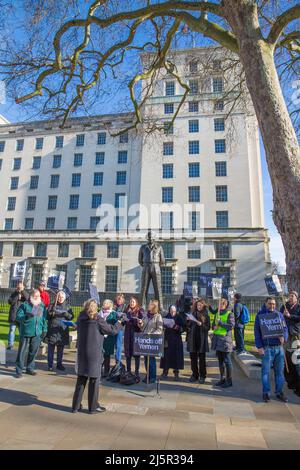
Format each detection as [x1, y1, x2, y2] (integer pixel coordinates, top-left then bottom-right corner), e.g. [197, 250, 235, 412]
[0, 47, 271, 295]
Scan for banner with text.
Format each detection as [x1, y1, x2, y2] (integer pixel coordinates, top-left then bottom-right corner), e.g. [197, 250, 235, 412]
[133, 333, 164, 357]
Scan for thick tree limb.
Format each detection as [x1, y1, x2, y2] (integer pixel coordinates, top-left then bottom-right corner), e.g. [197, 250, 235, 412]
[268, 4, 300, 46]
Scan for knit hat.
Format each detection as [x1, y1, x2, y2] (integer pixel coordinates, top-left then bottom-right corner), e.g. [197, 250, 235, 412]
[289, 290, 299, 298]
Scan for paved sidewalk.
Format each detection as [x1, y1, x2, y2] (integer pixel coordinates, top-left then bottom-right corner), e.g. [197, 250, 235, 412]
[0, 349, 300, 450]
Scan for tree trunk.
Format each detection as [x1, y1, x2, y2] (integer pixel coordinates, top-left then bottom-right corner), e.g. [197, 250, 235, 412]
[222, 0, 300, 291]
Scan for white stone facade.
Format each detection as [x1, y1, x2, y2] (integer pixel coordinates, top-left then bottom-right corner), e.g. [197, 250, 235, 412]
[0, 47, 271, 295]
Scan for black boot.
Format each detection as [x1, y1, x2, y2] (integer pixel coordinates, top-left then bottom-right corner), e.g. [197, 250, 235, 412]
[102, 356, 110, 378]
[294, 376, 300, 397]
[215, 378, 226, 387]
[221, 378, 233, 388]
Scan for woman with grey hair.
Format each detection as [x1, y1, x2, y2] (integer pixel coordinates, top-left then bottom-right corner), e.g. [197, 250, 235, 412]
[46, 290, 74, 372]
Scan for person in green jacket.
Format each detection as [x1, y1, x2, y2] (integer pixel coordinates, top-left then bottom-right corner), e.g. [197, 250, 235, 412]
[15, 289, 48, 378]
[98, 299, 119, 377]
[210, 295, 235, 388]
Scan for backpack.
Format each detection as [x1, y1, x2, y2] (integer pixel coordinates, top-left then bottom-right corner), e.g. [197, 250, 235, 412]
[106, 362, 125, 383]
[119, 370, 136, 386]
[239, 304, 250, 325]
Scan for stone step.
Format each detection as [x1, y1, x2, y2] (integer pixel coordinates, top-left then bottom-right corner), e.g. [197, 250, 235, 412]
[233, 351, 261, 379]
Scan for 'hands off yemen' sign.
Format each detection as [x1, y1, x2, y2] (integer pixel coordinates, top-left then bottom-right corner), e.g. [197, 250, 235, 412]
[259, 312, 285, 339]
[12, 261, 26, 280]
[264, 275, 283, 296]
[133, 333, 164, 357]
[211, 278, 223, 300]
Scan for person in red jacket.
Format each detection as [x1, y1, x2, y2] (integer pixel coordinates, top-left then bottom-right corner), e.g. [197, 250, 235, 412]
[37, 280, 50, 309]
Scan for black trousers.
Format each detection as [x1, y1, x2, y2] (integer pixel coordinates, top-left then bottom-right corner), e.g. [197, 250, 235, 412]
[285, 350, 300, 392]
[216, 351, 233, 380]
[72, 375, 100, 412]
[190, 352, 207, 379]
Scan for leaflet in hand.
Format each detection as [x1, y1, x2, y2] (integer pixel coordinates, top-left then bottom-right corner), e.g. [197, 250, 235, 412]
[185, 313, 198, 323]
[163, 318, 175, 328]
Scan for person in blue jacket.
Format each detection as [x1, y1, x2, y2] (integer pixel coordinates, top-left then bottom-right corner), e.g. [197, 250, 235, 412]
[254, 297, 288, 403]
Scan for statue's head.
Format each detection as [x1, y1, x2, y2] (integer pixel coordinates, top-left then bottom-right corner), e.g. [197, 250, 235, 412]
[147, 229, 155, 244]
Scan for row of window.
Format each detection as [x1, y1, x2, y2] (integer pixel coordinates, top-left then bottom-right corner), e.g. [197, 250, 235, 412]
[164, 118, 225, 135]
[6, 151, 128, 172]
[162, 162, 227, 179]
[161, 186, 228, 203]
[9, 171, 127, 190]
[163, 139, 226, 156]
[165, 100, 224, 115]
[0, 132, 129, 153]
[165, 77, 224, 97]
[3, 210, 229, 231]
[3, 240, 230, 260]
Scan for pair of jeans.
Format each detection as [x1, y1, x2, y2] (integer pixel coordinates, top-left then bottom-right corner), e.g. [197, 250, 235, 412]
[8, 324, 17, 348]
[144, 356, 156, 382]
[216, 351, 233, 381]
[48, 343, 64, 368]
[126, 355, 140, 374]
[15, 336, 41, 374]
[261, 346, 285, 395]
[190, 352, 207, 379]
[234, 325, 245, 353]
[115, 329, 123, 363]
[72, 375, 100, 412]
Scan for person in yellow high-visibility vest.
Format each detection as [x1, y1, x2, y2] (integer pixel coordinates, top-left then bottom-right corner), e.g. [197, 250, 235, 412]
[210, 295, 235, 388]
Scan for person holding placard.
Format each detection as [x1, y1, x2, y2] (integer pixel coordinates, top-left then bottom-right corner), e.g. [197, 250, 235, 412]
[15, 289, 48, 378]
[186, 298, 211, 384]
[254, 297, 288, 403]
[280, 291, 300, 396]
[140, 300, 163, 383]
[7, 281, 28, 350]
[45, 290, 74, 372]
[211, 296, 235, 388]
[160, 305, 184, 381]
[123, 296, 144, 383]
[72, 299, 122, 414]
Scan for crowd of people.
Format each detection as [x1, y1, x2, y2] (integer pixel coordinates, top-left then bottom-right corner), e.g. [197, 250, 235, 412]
[5, 281, 300, 414]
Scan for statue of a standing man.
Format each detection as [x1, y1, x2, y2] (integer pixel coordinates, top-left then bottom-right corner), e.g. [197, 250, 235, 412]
[138, 231, 165, 310]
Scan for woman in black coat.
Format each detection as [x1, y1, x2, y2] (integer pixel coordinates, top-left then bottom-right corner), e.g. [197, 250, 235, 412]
[160, 305, 184, 380]
[45, 290, 74, 371]
[124, 296, 144, 383]
[186, 298, 211, 384]
[72, 299, 122, 414]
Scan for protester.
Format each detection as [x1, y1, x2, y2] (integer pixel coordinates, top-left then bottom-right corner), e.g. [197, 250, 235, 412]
[99, 299, 118, 377]
[123, 296, 144, 383]
[45, 290, 74, 372]
[140, 299, 163, 383]
[186, 298, 211, 384]
[72, 299, 122, 414]
[15, 289, 48, 378]
[160, 305, 184, 381]
[280, 291, 300, 396]
[7, 281, 28, 350]
[37, 280, 50, 309]
[114, 293, 126, 366]
[211, 296, 235, 388]
[255, 297, 289, 402]
[233, 293, 246, 354]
